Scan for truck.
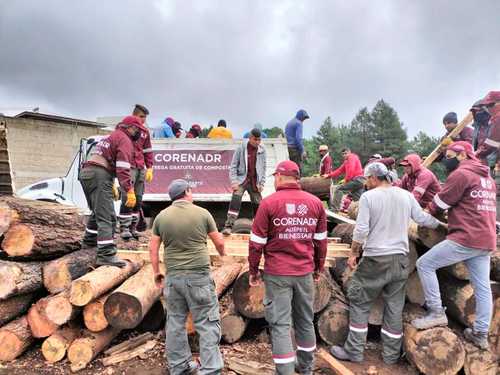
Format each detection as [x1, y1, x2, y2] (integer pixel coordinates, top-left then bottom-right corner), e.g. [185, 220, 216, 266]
[17, 136, 290, 231]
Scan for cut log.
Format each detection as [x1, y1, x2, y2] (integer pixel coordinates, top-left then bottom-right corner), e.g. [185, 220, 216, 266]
[314, 272, 333, 313]
[299, 176, 331, 200]
[463, 340, 498, 375]
[2, 223, 81, 258]
[83, 292, 111, 332]
[221, 303, 248, 344]
[317, 279, 349, 346]
[331, 223, 355, 245]
[137, 299, 166, 332]
[445, 261, 469, 281]
[417, 225, 446, 249]
[70, 259, 144, 306]
[0, 204, 15, 237]
[233, 270, 265, 319]
[403, 304, 465, 375]
[347, 201, 359, 221]
[211, 262, 243, 296]
[439, 276, 475, 327]
[491, 255, 500, 282]
[317, 348, 355, 375]
[226, 357, 275, 375]
[41, 324, 81, 363]
[0, 260, 43, 300]
[0, 293, 34, 326]
[43, 248, 97, 294]
[0, 315, 34, 361]
[406, 272, 425, 306]
[0, 196, 83, 229]
[27, 291, 79, 338]
[102, 339, 157, 366]
[104, 263, 164, 329]
[67, 327, 121, 372]
[104, 332, 154, 356]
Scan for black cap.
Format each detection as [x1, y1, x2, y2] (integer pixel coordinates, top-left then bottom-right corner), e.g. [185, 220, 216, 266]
[250, 128, 262, 138]
[218, 119, 227, 128]
[134, 104, 149, 115]
[443, 112, 458, 124]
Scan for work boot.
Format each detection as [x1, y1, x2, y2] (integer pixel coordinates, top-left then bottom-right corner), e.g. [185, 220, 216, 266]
[411, 307, 448, 330]
[96, 255, 127, 268]
[295, 365, 313, 375]
[222, 226, 232, 236]
[120, 229, 133, 241]
[81, 241, 97, 250]
[180, 360, 199, 375]
[129, 223, 140, 240]
[329, 345, 362, 363]
[464, 328, 489, 350]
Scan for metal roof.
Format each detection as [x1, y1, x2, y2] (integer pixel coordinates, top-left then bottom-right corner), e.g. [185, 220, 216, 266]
[13, 111, 107, 128]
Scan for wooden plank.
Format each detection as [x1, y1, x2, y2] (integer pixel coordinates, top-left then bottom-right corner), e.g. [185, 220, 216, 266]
[422, 112, 473, 167]
[317, 348, 354, 375]
[325, 209, 356, 225]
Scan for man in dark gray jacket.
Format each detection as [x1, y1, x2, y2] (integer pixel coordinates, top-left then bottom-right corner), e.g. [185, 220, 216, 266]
[222, 128, 267, 235]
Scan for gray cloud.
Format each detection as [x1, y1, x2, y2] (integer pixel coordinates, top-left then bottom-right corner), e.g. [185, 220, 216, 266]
[1, 0, 499, 138]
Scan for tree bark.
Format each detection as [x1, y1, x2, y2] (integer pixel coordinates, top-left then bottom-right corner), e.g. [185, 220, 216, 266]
[445, 261, 469, 281]
[67, 327, 121, 372]
[70, 259, 144, 306]
[0, 204, 17, 237]
[43, 248, 97, 294]
[211, 262, 243, 296]
[403, 304, 465, 375]
[83, 292, 111, 332]
[221, 303, 248, 344]
[232, 269, 266, 319]
[331, 223, 355, 245]
[0, 260, 43, 300]
[406, 272, 425, 306]
[439, 276, 475, 327]
[104, 264, 163, 329]
[491, 255, 500, 282]
[41, 324, 81, 363]
[347, 201, 359, 221]
[2, 223, 81, 258]
[463, 340, 498, 375]
[0, 196, 83, 230]
[417, 225, 446, 249]
[317, 298, 349, 346]
[0, 316, 34, 361]
[0, 293, 34, 326]
[299, 177, 331, 200]
[314, 272, 333, 313]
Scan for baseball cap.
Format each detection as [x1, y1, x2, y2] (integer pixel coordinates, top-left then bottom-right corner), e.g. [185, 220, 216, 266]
[442, 112, 458, 124]
[364, 162, 389, 180]
[168, 179, 190, 200]
[370, 153, 382, 159]
[272, 160, 300, 177]
[399, 158, 410, 167]
[447, 141, 477, 160]
[318, 145, 328, 151]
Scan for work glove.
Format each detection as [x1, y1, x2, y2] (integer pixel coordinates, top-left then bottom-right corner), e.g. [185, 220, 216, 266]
[112, 184, 120, 201]
[145, 168, 153, 183]
[125, 189, 137, 208]
[442, 137, 453, 146]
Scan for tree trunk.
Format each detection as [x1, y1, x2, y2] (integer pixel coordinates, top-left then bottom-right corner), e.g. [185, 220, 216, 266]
[439, 276, 475, 327]
[0, 196, 83, 230]
[212, 262, 243, 296]
[417, 225, 446, 249]
[83, 292, 111, 332]
[331, 223, 355, 245]
[221, 303, 248, 344]
[445, 262, 469, 281]
[104, 264, 163, 329]
[347, 201, 359, 221]
[0, 204, 17, 237]
[299, 177, 331, 200]
[0, 260, 43, 300]
[0, 293, 34, 326]
[317, 298, 349, 346]
[2, 223, 81, 258]
[27, 290, 79, 338]
[70, 259, 144, 306]
[491, 255, 500, 282]
[43, 248, 97, 294]
[403, 304, 465, 375]
[232, 269, 266, 319]
[406, 272, 425, 306]
[136, 300, 166, 333]
[463, 340, 498, 375]
[67, 327, 121, 372]
[0, 316, 34, 361]
[314, 272, 333, 313]
[41, 324, 81, 363]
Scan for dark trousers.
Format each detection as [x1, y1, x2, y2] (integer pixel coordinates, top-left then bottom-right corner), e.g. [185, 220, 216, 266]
[80, 165, 117, 256]
[118, 168, 145, 231]
[288, 146, 303, 173]
[344, 254, 409, 363]
[224, 183, 262, 228]
[331, 177, 365, 211]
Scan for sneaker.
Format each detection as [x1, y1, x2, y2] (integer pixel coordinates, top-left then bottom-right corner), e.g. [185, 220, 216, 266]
[329, 345, 362, 363]
[221, 227, 232, 236]
[181, 360, 199, 375]
[464, 328, 489, 350]
[411, 308, 448, 330]
[120, 230, 133, 241]
[96, 255, 127, 268]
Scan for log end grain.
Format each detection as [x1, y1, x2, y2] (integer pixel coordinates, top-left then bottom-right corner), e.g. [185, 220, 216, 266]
[70, 280, 93, 307]
[45, 294, 73, 326]
[27, 304, 58, 338]
[221, 314, 247, 344]
[233, 271, 265, 319]
[67, 337, 94, 368]
[317, 300, 349, 346]
[43, 267, 72, 295]
[83, 298, 109, 332]
[42, 335, 67, 363]
[104, 292, 143, 330]
[1, 224, 35, 257]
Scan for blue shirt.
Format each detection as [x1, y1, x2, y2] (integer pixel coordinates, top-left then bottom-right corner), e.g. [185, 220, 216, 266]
[285, 117, 304, 153]
[153, 121, 175, 138]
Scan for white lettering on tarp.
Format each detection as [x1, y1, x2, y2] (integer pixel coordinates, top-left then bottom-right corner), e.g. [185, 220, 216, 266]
[154, 152, 222, 164]
[272, 217, 318, 226]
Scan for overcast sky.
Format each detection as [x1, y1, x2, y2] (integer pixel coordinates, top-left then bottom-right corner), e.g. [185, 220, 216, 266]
[1, 0, 499, 138]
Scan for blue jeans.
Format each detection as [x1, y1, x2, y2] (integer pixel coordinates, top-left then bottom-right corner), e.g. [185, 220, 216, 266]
[416, 239, 492, 333]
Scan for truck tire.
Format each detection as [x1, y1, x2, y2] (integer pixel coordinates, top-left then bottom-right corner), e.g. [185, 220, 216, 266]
[232, 218, 253, 234]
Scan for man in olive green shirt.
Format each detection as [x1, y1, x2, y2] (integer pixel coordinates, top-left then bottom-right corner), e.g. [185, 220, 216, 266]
[149, 179, 225, 375]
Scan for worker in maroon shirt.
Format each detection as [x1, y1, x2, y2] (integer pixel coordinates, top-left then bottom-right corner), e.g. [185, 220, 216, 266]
[412, 141, 495, 350]
[118, 104, 154, 240]
[80, 116, 141, 267]
[322, 148, 364, 212]
[399, 154, 441, 208]
[318, 145, 332, 175]
[249, 160, 327, 375]
[442, 111, 473, 143]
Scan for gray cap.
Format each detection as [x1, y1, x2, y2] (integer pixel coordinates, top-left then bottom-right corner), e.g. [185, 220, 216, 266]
[443, 112, 458, 124]
[364, 162, 389, 180]
[168, 179, 189, 200]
